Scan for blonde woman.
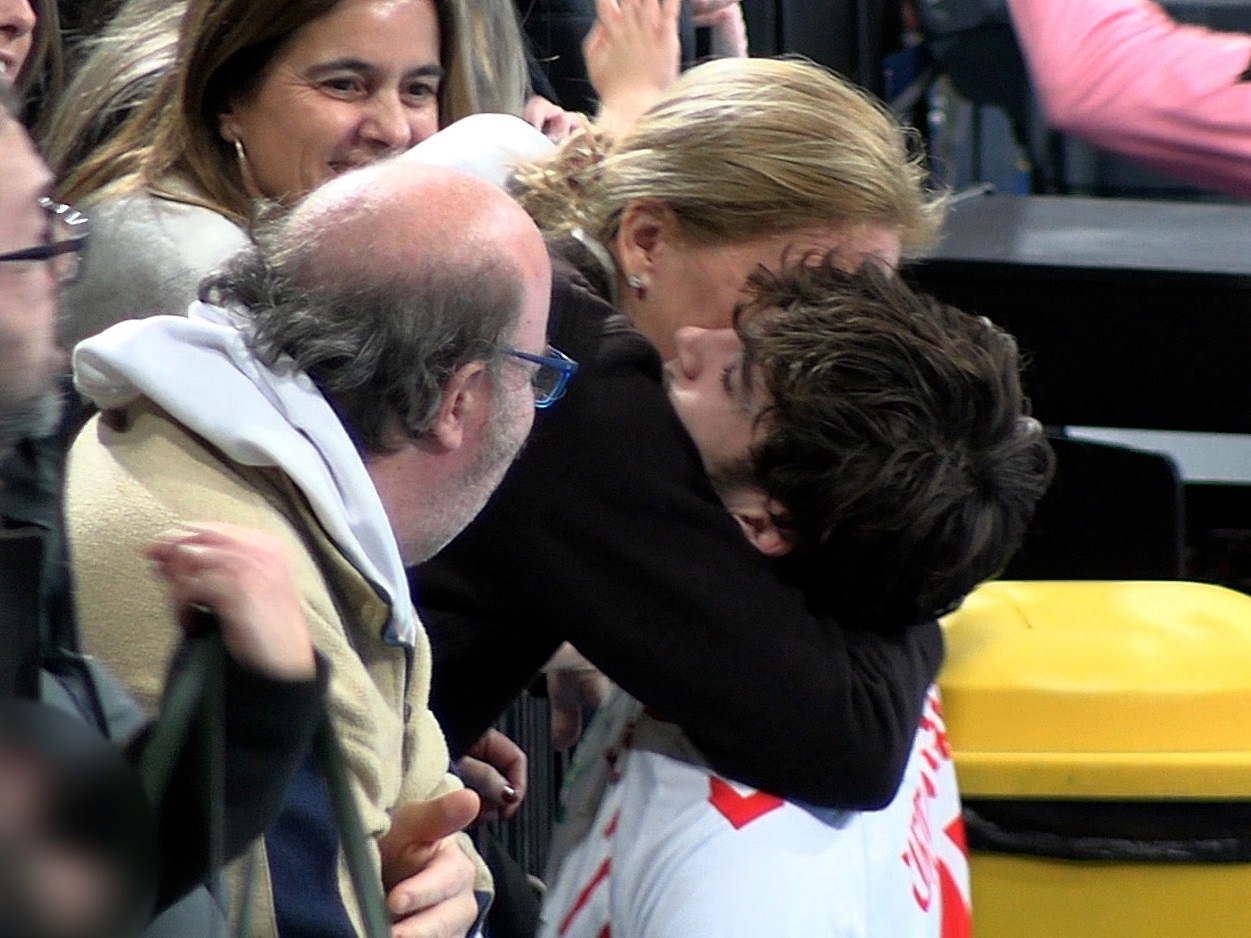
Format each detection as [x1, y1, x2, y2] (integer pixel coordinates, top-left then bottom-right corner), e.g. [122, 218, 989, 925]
[416, 57, 949, 814]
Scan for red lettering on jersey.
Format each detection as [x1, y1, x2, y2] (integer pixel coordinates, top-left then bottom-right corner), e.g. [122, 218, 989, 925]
[559, 858, 611, 936]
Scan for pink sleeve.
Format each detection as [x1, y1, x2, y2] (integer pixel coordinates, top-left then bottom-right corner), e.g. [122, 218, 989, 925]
[1007, 0, 1251, 196]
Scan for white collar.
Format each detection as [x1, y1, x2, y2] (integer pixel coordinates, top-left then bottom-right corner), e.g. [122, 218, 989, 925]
[73, 302, 418, 648]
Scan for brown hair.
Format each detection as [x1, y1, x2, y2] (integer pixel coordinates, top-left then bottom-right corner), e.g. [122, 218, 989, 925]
[56, 0, 483, 221]
[738, 258, 1053, 628]
[17, 0, 64, 119]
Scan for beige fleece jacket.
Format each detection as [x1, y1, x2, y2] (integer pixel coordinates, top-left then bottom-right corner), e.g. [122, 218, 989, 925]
[65, 398, 490, 936]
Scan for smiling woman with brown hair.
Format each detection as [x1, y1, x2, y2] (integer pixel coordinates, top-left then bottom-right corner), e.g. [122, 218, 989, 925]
[0, 0, 62, 119]
[52, 0, 511, 346]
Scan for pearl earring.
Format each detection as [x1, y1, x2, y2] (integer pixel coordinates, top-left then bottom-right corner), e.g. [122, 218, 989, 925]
[233, 138, 261, 197]
[626, 274, 647, 299]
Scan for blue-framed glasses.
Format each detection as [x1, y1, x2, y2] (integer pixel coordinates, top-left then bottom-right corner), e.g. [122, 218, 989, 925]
[0, 198, 91, 285]
[509, 345, 578, 408]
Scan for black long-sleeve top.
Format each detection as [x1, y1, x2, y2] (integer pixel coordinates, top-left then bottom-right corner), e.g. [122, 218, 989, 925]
[413, 239, 944, 809]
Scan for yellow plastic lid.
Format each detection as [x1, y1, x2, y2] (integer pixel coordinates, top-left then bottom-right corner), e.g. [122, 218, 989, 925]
[940, 581, 1251, 799]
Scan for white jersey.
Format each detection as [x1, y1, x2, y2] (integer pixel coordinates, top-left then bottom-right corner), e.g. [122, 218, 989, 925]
[540, 685, 970, 938]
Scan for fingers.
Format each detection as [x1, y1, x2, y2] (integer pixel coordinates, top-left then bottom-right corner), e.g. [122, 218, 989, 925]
[539, 109, 587, 144]
[584, 0, 681, 135]
[521, 95, 586, 144]
[456, 729, 527, 821]
[708, 2, 749, 57]
[593, 0, 623, 28]
[467, 729, 527, 798]
[146, 523, 315, 680]
[453, 755, 510, 823]
[690, 0, 739, 25]
[386, 837, 479, 938]
[379, 789, 481, 891]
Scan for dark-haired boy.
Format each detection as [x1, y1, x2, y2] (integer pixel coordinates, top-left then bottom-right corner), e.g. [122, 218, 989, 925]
[540, 260, 1054, 937]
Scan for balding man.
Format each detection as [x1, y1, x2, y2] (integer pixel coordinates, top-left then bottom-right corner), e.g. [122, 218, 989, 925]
[64, 160, 562, 938]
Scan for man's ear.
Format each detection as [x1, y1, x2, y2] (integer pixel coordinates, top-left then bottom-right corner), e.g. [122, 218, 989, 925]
[612, 199, 678, 283]
[422, 360, 490, 452]
[721, 487, 793, 558]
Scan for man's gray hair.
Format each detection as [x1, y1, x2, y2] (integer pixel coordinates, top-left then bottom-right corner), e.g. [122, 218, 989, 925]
[200, 219, 525, 455]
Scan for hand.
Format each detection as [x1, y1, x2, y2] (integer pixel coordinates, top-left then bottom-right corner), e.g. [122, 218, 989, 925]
[690, 0, 739, 27]
[378, 790, 481, 938]
[455, 729, 527, 824]
[700, 0, 749, 57]
[583, 0, 681, 136]
[544, 644, 611, 751]
[523, 95, 587, 143]
[146, 523, 315, 681]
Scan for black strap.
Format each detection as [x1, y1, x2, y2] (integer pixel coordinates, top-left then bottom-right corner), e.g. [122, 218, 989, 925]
[0, 527, 45, 700]
[138, 612, 390, 938]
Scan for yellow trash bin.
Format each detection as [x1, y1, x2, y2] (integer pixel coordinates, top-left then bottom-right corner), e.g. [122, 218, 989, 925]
[941, 581, 1251, 938]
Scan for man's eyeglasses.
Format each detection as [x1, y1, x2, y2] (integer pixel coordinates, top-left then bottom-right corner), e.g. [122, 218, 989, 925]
[0, 198, 91, 285]
[509, 345, 578, 408]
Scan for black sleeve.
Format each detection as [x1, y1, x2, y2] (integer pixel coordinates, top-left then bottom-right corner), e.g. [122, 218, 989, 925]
[130, 650, 327, 911]
[522, 25, 560, 104]
[416, 270, 943, 808]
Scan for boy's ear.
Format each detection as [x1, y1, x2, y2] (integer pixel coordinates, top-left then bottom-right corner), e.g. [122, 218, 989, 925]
[722, 487, 793, 558]
[422, 360, 489, 452]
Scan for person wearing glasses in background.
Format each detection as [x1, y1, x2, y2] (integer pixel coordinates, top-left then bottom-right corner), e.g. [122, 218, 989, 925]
[1, 77, 329, 938]
[63, 157, 570, 938]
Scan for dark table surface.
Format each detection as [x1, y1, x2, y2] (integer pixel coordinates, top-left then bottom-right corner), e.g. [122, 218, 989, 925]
[911, 194, 1251, 434]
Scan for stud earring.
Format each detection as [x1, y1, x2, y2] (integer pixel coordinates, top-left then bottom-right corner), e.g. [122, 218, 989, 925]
[626, 274, 647, 300]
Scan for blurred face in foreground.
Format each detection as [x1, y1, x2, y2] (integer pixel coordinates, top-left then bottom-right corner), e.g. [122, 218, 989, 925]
[0, 109, 66, 458]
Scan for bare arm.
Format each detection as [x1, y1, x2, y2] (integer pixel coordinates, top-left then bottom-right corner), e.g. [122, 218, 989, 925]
[1007, 0, 1251, 196]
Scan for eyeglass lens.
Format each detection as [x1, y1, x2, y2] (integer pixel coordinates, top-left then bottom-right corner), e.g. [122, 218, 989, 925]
[532, 363, 562, 399]
[45, 200, 89, 284]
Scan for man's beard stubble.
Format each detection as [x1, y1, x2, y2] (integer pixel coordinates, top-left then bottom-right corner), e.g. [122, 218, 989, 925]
[406, 388, 529, 566]
[0, 387, 64, 466]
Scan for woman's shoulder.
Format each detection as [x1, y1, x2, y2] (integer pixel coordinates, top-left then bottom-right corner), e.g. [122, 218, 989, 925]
[84, 183, 247, 255]
[64, 184, 249, 344]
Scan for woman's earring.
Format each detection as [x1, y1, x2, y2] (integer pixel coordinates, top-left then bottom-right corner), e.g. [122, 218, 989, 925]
[626, 274, 647, 300]
[233, 138, 261, 198]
